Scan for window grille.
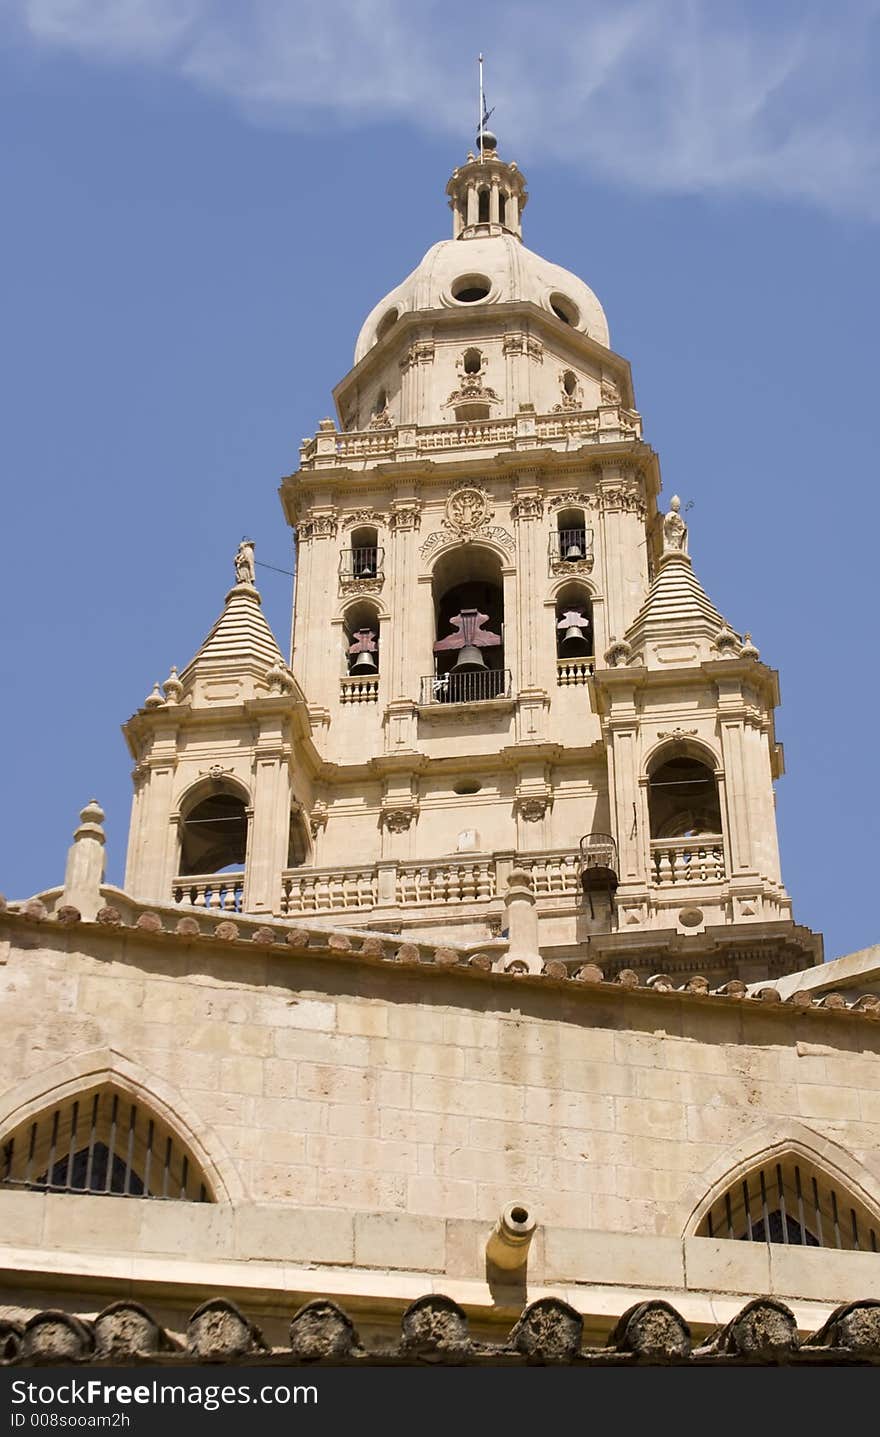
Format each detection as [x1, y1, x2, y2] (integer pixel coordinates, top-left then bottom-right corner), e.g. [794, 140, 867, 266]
[1, 1087, 211, 1201]
[698, 1158, 878, 1252]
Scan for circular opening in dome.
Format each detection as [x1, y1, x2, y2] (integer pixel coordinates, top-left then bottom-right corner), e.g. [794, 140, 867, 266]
[453, 780, 482, 795]
[376, 307, 399, 342]
[452, 275, 492, 304]
[550, 293, 580, 326]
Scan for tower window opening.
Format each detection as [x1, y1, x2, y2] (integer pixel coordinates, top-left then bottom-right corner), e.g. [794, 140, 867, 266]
[648, 753, 722, 840]
[555, 583, 593, 662]
[373, 388, 387, 416]
[179, 789, 248, 877]
[348, 525, 380, 579]
[555, 506, 589, 563]
[499, 191, 508, 226]
[375, 308, 399, 343]
[452, 274, 491, 304]
[478, 187, 490, 224]
[428, 546, 507, 704]
[550, 293, 580, 326]
[287, 809, 310, 868]
[0, 1087, 212, 1201]
[563, 370, 578, 396]
[463, 348, 483, 375]
[344, 600, 380, 677]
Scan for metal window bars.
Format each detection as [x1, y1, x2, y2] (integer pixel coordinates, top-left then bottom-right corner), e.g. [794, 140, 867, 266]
[420, 669, 512, 706]
[339, 547, 384, 580]
[0, 1088, 210, 1201]
[699, 1159, 878, 1252]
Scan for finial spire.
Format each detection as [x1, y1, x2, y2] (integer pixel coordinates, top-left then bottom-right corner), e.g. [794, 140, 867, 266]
[477, 53, 496, 157]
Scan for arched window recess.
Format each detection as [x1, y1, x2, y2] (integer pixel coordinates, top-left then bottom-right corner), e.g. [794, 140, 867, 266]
[647, 749, 726, 886]
[174, 782, 248, 912]
[339, 524, 383, 584]
[555, 581, 594, 686]
[549, 507, 594, 573]
[698, 1155, 879, 1253]
[0, 1086, 213, 1202]
[423, 546, 510, 706]
[341, 600, 380, 703]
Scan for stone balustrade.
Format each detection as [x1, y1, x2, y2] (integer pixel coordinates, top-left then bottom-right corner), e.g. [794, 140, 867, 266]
[172, 873, 245, 912]
[339, 675, 380, 703]
[556, 656, 594, 685]
[396, 861, 495, 905]
[516, 852, 582, 896]
[299, 406, 642, 468]
[280, 868, 378, 913]
[650, 837, 726, 886]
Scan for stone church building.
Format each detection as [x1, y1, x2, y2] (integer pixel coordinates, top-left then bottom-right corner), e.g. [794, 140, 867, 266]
[1, 133, 879, 1365]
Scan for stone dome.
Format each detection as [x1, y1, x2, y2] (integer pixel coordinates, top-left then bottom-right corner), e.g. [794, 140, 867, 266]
[354, 232, 610, 365]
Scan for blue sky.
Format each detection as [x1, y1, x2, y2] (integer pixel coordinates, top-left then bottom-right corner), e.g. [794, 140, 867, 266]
[2, 1, 878, 961]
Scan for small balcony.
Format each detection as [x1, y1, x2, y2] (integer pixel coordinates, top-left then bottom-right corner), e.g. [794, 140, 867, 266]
[650, 837, 725, 886]
[549, 528, 594, 573]
[339, 547, 384, 588]
[420, 669, 512, 706]
[340, 674, 379, 704]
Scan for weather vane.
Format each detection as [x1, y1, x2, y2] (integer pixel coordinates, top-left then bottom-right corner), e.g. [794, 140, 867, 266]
[478, 54, 495, 158]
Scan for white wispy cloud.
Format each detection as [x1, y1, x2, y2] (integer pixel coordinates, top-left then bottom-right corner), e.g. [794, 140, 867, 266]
[9, 0, 880, 219]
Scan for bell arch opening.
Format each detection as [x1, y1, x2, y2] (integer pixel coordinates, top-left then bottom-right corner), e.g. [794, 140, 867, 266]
[555, 506, 589, 563]
[179, 787, 248, 877]
[344, 598, 381, 676]
[287, 808, 310, 868]
[0, 1084, 214, 1202]
[348, 525, 380, 580]
[555, 581, 593, 664]
[429, 546, 506, 704]
[648, 750, 722, 840]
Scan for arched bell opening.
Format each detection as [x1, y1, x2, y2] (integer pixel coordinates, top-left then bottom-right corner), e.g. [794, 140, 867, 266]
[178, 787, 249, 878]
[647, 747, 725, 886]
[555, 506, 590, 564]
[347, 525, 381, 580]
[287, 808, 310, 868]
[343, 599, 381, 677]
[477, 187, 490, 224]
[555, 581, 594, 664]
[498, 190, 508, 227]
[428, 546, 507, 704]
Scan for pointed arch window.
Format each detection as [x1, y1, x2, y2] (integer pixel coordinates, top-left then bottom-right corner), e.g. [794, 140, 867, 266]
[698, 1155, 878, 1252]
[1, 1086, 213, 1201]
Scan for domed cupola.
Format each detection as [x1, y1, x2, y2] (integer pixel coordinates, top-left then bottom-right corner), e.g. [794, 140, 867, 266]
[336, 134, 621, 432]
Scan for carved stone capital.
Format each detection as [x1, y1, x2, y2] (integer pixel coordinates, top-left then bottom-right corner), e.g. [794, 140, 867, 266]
[389, 501, 422, 533]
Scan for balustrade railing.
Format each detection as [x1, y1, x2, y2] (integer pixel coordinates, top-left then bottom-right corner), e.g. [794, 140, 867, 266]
[340, 675, 380, 703]
[396, 861, 495, 905]
[420, 669, 512, 706]
[556, 656, 594, 685]
[650, 837, 726, 885]
[281, 868, 378, 913]
[516, 852, 582, 896]
[172, 873, 244, 912]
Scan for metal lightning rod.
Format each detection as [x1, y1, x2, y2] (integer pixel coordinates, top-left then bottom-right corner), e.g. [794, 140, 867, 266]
[478, 53, 484, 162]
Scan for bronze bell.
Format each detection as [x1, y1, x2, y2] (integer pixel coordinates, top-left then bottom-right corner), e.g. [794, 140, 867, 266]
[560, 624, 589, 648]
[564, 539, 584, 560]
[351, 648, 378, 672]
[451, 645, 487, 672]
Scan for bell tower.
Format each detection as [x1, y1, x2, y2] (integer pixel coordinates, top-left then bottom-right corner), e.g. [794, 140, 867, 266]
[123, 132, 818, 984]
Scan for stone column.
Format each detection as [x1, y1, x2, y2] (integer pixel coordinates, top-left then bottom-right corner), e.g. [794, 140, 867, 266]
[499, 867, 542, 974]
[245, 710, 291, 914]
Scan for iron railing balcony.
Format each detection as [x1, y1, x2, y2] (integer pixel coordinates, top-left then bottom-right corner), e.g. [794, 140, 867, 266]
[420, 668, 512, 706]
[339, 546, 384, 581]
[549, 528, 594, 565]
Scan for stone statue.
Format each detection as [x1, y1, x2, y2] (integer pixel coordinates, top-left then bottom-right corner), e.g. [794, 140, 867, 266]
[234, 539, 255, 585]
[662, 496, 688, 554]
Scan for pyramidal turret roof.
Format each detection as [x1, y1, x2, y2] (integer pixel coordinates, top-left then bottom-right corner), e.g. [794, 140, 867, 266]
[624, 498, 735, 662]
[178, 542, 288, 696]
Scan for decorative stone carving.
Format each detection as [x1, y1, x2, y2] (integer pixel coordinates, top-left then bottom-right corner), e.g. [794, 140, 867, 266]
[502, 333, 543, 362]
[656, 728, 698, 741]
[517, 796, 549, 822]
[741, 632, 760, 659]
[604, 636, 632, 667]
[420, 524, 515, 559]
[266, 661, 295, 695]
[234, 539, 255, 585]
[309, 803, 328, 838]
[368, 407, 392, 430]
[549, 489, 595, 511]
[445, 485, 494, 540]
[511, 490, 544, 520]
[714, 624, 741, 658]
[389, 501, 422, 532]
[399, 340, 434, 373]
[662, 495, 688, 554]
[298, 513, 338, 541]
[600, 374, 621, 405]
[162, 666, 183, 704]
[445, 352, 500, 410]
[339, 575, 385, 596]
[199, 764, 234, 783]
[382, 807, 416, 833]
[342, 508, 386, 530]
[143, 683, 165, 709]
